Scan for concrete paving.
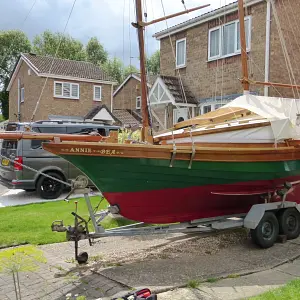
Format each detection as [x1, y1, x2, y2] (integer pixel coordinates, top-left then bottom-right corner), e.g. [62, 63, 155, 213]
[1, 234, 300, 300]
[158, 259, 300, 300]
[0, 183, 101, 207]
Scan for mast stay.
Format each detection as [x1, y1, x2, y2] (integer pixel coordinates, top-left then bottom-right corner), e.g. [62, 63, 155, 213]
[132, 0, 210, 142]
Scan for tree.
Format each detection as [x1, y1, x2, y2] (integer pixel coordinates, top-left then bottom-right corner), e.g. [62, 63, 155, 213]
[33, 30, 86, 61]
[86, 37, 107, 65]
[124, 64, 139, 78]
[0, 30, 31, 119]
[102, 57, 138, 84]
[146, 50, 160, 75]
[0, 245, 46, 300]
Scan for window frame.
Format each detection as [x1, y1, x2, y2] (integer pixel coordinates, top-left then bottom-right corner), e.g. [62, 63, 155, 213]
[136, 96, 141, 109]
[175, 38, 187, 69]
[54, 81, 80, 100]
[93, 85, 102, 101]
[208, 16, 252, 61]
[20, 87, 25, 103]
[202, 105, 212, 114]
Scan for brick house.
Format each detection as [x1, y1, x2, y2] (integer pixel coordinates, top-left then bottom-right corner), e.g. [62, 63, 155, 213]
[113, 73, 166, 129]
[7, 53, 117, 122]
[151, 0, 300, 128]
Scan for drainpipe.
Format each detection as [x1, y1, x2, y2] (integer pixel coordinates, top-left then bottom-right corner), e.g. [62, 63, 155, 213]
[17, 78, 21, 121]
[264, 0, 271, 97]
[110, 84, 113, 112]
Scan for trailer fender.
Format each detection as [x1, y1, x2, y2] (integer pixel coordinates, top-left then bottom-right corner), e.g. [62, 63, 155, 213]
[244, 201, 300, 229]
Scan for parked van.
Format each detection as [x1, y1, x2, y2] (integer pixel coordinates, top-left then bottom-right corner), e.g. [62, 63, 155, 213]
[0, 121, 119, 199]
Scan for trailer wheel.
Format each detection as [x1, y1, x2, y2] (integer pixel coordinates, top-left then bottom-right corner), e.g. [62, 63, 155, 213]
[278, 208, 300, 240]
[77, 252, 88, 264]
[251, 212, 279, 248]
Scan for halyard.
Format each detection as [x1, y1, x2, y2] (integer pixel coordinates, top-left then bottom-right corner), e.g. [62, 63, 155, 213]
[0, 196, 133, 247]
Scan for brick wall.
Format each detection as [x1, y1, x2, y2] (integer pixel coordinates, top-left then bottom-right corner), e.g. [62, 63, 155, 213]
[113, 77, 141, 110]
[268, 0, 300, 98]
[160, 1, 300, 101]
[9, 61, 113, 122]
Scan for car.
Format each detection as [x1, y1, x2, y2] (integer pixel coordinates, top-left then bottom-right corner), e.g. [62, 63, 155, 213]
[0, 120, 119, 199]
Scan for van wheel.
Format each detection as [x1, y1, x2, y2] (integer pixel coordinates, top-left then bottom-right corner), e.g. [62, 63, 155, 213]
[36, 172, 64, 200]
[250, 212, 279, 249]
[278, 208, 300, 240]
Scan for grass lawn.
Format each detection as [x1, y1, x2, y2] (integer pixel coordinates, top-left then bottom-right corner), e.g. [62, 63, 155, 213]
[0, 196, 134, 247]
[250, 279, 300, 300]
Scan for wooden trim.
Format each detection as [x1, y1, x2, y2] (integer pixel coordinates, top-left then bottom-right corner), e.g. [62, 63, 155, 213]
[173, 107, 251, 129]
[42, 140, 300, 163]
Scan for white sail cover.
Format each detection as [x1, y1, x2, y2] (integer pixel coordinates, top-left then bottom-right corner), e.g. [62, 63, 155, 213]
[225, 94, 300, 140]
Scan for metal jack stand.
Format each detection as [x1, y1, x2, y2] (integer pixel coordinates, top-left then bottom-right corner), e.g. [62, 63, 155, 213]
[52, 176, 109, 264]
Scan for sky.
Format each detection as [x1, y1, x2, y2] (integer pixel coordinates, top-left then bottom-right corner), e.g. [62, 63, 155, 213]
[0, 0, 235, 66]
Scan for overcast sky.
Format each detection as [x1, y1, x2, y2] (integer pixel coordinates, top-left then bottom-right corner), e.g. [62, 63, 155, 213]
[0, 0, 235, 66]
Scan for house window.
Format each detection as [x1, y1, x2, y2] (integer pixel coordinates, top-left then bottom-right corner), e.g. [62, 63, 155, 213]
[208, 16, 251, 60]
[54, 81, 79, 99]
[136, 96, 141, 109]
[176, 38, 186, 68]
[20, 87, 25, 103]
[203, 105, 211, 114]
[94, 85, 102, 101]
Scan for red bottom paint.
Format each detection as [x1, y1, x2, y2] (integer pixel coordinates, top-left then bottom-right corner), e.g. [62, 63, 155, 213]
[103, 176, 300, 224]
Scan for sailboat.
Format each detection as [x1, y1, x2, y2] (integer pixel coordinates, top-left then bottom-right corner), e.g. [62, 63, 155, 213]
[5, 0, 300, 224]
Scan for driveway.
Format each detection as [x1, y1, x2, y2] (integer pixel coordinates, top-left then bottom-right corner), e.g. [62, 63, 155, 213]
[0, 183, 101, 207]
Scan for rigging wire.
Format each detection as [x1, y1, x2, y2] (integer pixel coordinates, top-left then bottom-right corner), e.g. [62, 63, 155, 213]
[159, 0, 195, 146]
[270, 0, 297, 101]
[279, 0, 300, 96]
[30, 0, 78, 123]
[129, 0, 133, 113]
[0, 0, 37, 69]
[121, 0, 126, 112]
[159, 0, 192, 120]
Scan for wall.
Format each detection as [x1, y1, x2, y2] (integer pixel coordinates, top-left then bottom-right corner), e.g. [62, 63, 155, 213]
[268, 0, 300, 98]
[9, 61, 113, 122]
[159, 2, 271, 101]
[113, 77, 141, 111]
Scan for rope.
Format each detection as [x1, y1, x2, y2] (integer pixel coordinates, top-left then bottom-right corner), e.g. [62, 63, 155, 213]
[30, 0, 77, 123]
[0, 153, 72, 187]
[159, 0, 192, 120]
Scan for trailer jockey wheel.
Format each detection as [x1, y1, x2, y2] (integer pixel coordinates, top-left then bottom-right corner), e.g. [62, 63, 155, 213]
[251, 212, 279, 248]
[77, 251, 88, 264]
[278, 208, 300, 240]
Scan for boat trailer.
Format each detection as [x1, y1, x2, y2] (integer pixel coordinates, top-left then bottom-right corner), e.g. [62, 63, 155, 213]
[52, 177, 300, 264]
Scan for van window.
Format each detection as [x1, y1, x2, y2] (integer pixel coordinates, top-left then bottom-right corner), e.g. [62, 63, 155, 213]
[32, 126, 66, 134]
[66, 126, 106, 136]
[31, 140, 49, 149]
[2, 140, 18, 149]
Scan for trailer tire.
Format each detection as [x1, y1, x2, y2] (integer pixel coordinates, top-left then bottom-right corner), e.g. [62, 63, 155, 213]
[278, 208, 300, 240]
[251, 212, 279, 248]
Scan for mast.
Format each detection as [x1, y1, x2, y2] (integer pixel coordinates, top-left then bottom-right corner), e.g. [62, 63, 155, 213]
[238, 0, 250, 93]
[135, 0, 152, 143]
[133, 1, 210, 142]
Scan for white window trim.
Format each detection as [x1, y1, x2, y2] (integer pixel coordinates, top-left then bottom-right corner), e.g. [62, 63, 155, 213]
[175, 38, 187, 69]
[136, 96, 141, 109]
[208, 16, 252, 61]
[93, 85, 102, 101]
[53, 81, 80, 100]
[20, 87, 25, 103]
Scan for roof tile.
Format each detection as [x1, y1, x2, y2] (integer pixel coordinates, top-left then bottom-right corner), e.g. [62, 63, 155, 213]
[22, 53, 113, 82]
